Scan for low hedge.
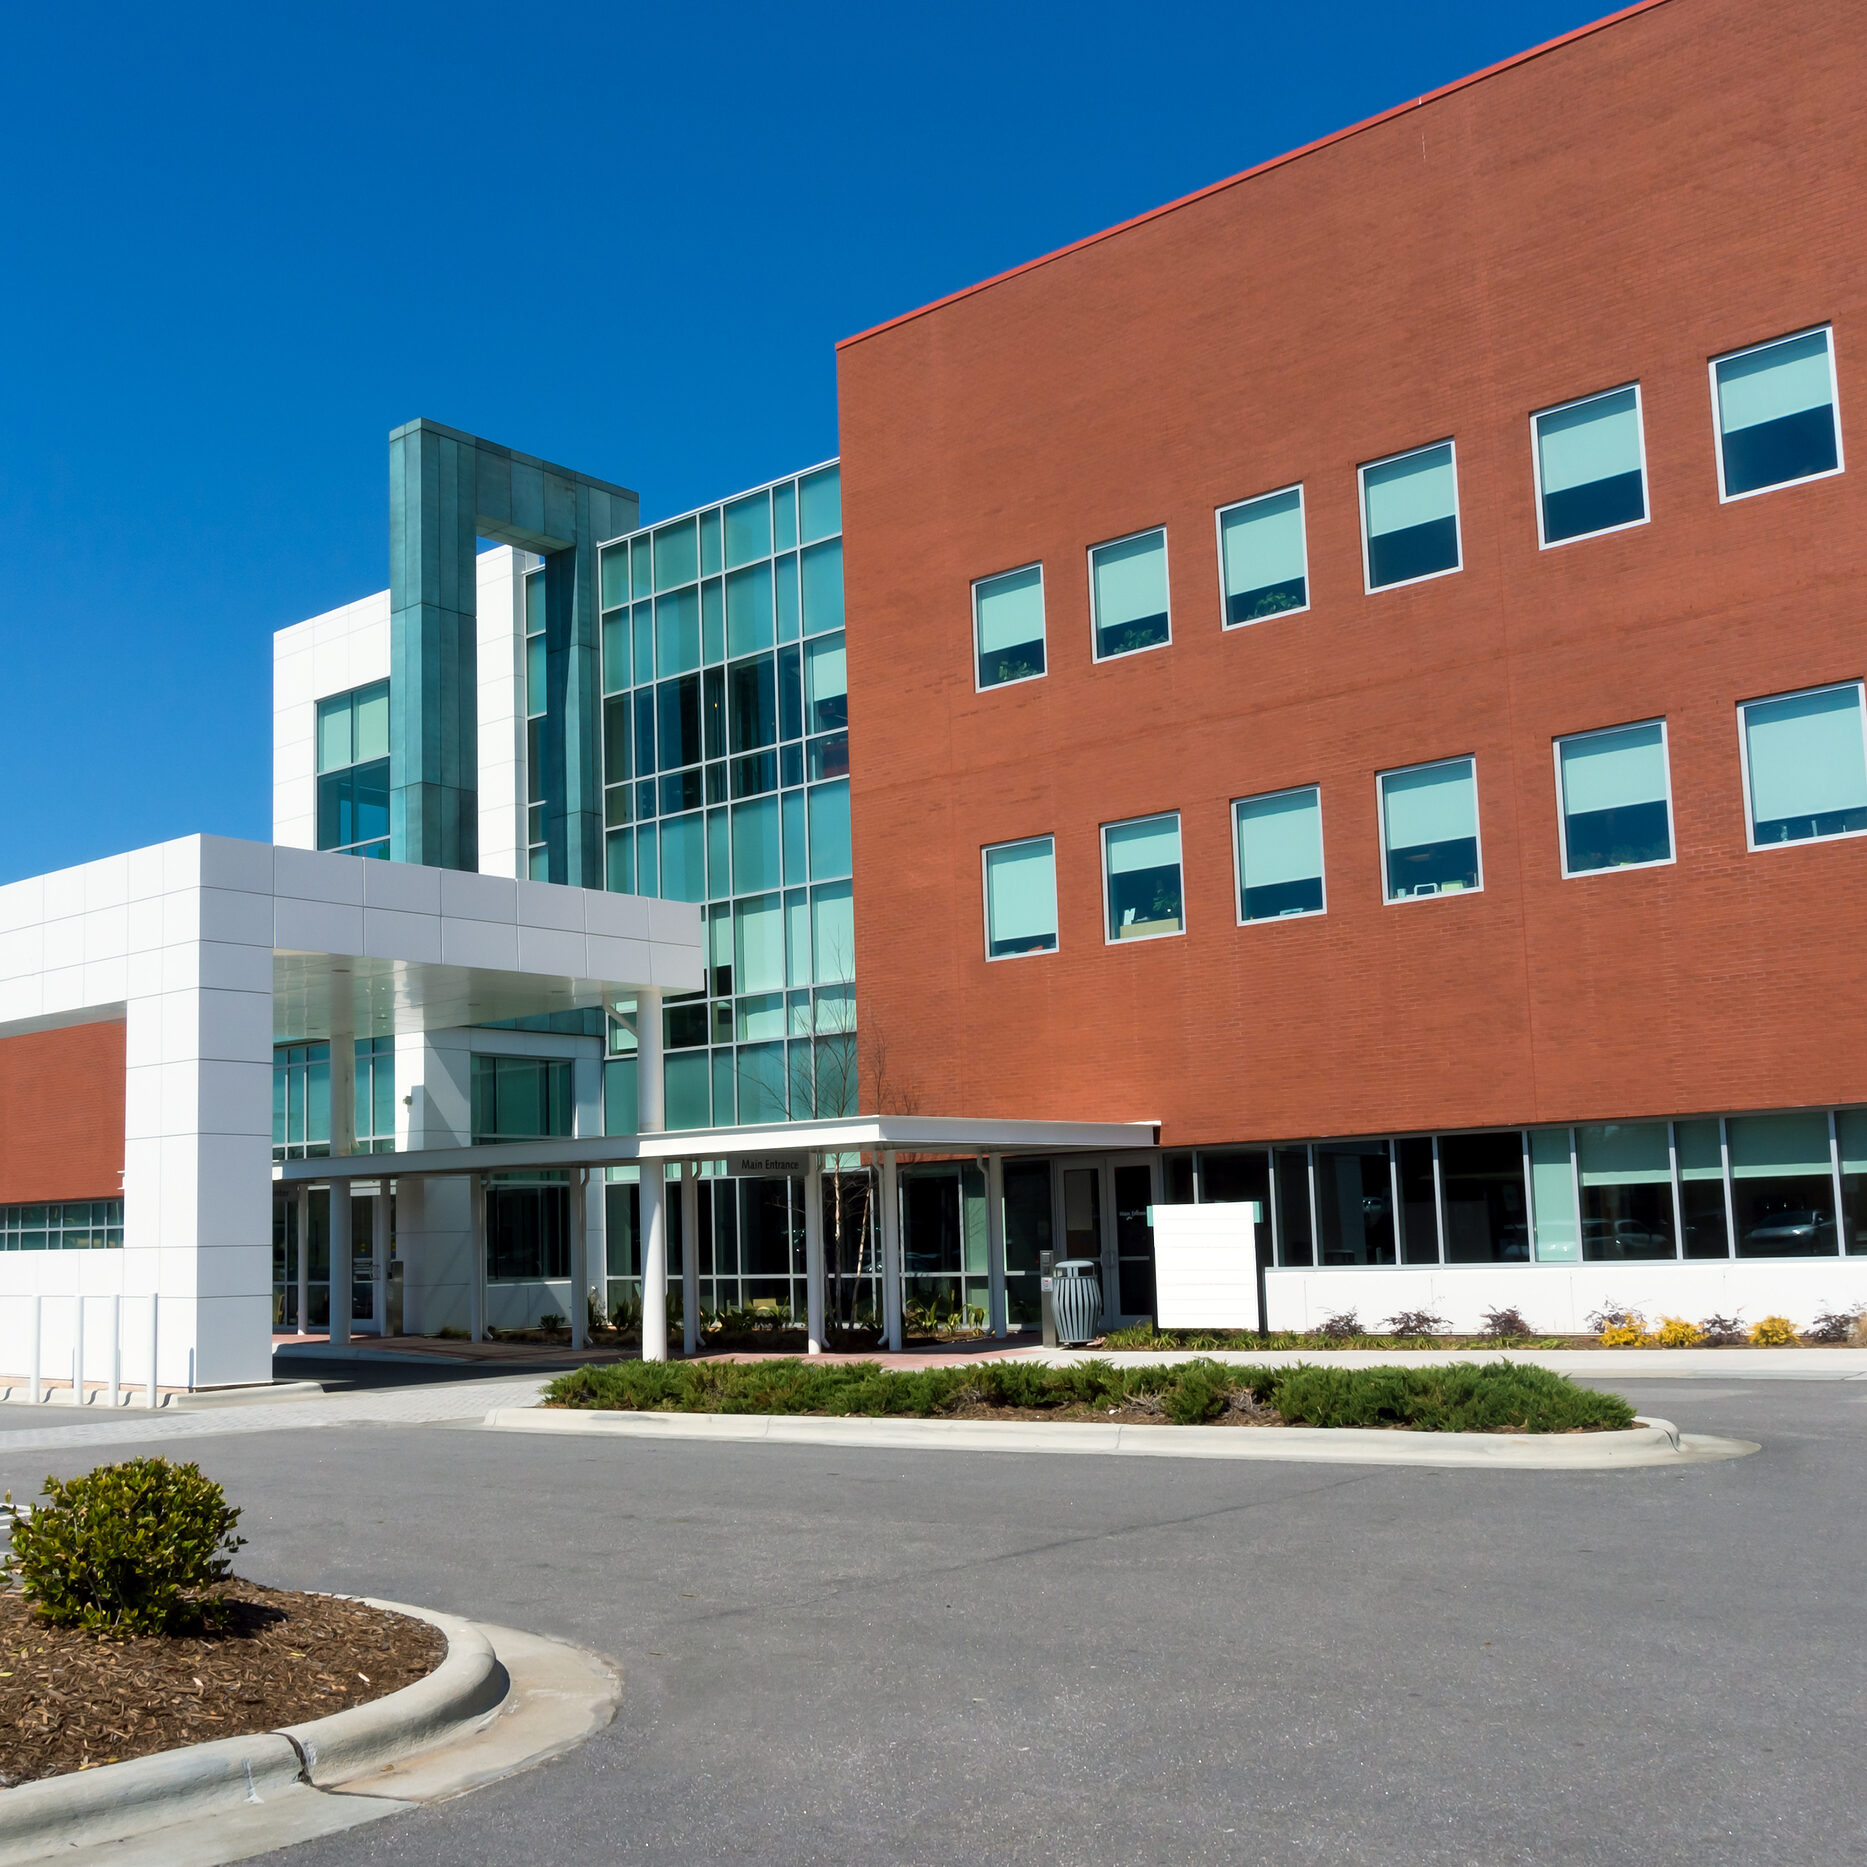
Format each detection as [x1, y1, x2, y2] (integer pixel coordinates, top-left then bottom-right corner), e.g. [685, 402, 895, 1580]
[543, 1357, 1635, 1434]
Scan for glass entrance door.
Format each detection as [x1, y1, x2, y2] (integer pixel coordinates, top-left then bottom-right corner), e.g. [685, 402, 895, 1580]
[1112, 1158, 1158, 1319]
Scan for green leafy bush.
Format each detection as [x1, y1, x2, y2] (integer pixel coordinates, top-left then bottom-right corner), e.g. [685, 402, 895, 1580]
[544, 1356, 1634, 1434]
[5, 1458, 245, 1637]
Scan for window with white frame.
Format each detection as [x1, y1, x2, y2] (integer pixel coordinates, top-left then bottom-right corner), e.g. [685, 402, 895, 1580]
[1534, 386, 1648, 545]
[1380, 757, 1480, 900]
[1217, 487, 1307, 624]
[1361, 442, 1460, 591]
[1741, 682, 1867, 847]
[1712, 327, 1841, 500]
[1103, 813, 1183, 941]
[974, 565, 1045, 689]
[982, 836, 1058, 958]
[1556, 721, 1673, 875]
[1090, 529, 1170, 660]
[1233, 786, 1324, 922]
[315, 681, 390, 860]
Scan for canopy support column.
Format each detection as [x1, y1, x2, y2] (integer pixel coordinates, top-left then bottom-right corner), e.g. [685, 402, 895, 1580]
[571, 1166, 589, 1350]
[681, 1163, 700, 1357]
[638, 987, 667, 1363]
[986, 1152, 1008, 1339]
[295, 1185, 310, 1337]
[469, 1172, 485, 1343]
[329, 1181, 352, 1347]
[880, 1149, 903, 1353]
[372, 1189, 390, 1337]
[804, 1154, 826, 1355]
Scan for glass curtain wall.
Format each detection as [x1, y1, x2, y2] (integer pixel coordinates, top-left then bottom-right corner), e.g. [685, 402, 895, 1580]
[598, 465, 853, 1130]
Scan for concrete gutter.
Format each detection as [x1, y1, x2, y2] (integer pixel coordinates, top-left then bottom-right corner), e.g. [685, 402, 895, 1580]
[0, 1600, 617, 1867]
[484, 1405, 1755, 1469]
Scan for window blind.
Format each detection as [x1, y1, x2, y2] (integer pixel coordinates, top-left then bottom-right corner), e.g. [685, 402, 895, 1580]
[1220, 491, 1305, 593]
[1364, 444, 1456, 538]
[986, 840, 1057, 946]
[1577, 1122, 1670, 1186]
[1561, 723, 1668, 815]
[1745, 686, 1867, 822]
[1382, 760, 1476, 850]
[1726, 1112, 1831, 1178]
[1718, 331, 1833, 434]
[1106, 814, 1180, 875]
[1537, 390, 1641, 493]
[1236, 789, 1322, 888]
[1092, 532, 1167, 627]
[976, 567, 1045, 653]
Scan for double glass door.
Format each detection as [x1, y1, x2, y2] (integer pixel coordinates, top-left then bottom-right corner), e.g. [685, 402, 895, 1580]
[1057, 1155, 1159, 1325]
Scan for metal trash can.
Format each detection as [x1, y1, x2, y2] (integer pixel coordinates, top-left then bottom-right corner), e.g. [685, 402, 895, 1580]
[1051, 1258, 1103, 1348]
[385, 1260, 404, 1338]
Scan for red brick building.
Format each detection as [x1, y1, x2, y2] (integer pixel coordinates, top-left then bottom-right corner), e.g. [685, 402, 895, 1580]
[835, 0, 1867, 1326]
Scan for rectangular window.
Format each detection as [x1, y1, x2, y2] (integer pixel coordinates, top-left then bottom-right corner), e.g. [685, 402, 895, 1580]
[1233, 785, 1324, 922]
[1528, 1129, 1580, 1263]
[1379, 757, 1479, 901]
[1361, 441, 1460, 591]
[1556, 720, 1673, 874]
[1577, 1122, 1676, 1260]
[1741, 683, 1867, 848]
[1102, 813, 1182, 942]
[1728, 1111, 1837, 1256]
[1712, 327, 1842, 500]
[314, 680, 392, 859]
[470, 1055, 572, 1143]
[1534, 386, 1648, 545]
[804, 633, 847, 733]
[1677, 1118, 1729, 1258]
[1089, 529, 1170, 660]
[1439, 1131, 1529, 1263]
[983, 836, 1058, 958]
[1217, 486, 1307, 625]
[1314, 1142, 1394, 1265]
[974, 565, 1046, 688]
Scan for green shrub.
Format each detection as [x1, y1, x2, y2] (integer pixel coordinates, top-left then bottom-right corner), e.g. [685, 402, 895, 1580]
[5, 1458, 246, 1637]
[543, 1356, 1634, 1434]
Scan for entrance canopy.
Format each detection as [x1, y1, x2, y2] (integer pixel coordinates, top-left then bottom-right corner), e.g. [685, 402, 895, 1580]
[276, 1114, 1160, 1183]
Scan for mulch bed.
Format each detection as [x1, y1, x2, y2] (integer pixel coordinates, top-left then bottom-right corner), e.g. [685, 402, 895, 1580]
[0, 1583, 445, 1787]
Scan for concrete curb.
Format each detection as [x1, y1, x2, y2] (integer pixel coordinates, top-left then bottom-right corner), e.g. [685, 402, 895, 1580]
[0, 1598, 528, 1866]
[484, 1404, 1757, 1469]
[1042, 1347, 1867, 1379]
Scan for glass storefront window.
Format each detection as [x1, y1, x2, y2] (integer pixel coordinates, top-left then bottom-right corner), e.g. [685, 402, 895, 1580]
[1728, 1112, 1837, 1256]
[1439, 1131, 1528, 1263]
[1577, 1122, 1676, 1259]
[1315, 1142, 1395, 1265]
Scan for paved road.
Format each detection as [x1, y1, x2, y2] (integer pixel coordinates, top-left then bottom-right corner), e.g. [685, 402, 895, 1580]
[0, 1376, 1860, 1866]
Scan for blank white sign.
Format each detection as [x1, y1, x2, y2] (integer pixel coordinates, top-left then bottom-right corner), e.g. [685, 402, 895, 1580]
[1151, 1202, 1261, 1330]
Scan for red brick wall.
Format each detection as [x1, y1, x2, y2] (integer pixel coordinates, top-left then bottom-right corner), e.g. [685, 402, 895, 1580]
[835, 0, 1867, 1146]
[0, 1023, 126, 1204]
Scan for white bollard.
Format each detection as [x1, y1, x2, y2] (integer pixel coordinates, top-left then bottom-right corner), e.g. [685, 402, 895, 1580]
[145, 1293, 159, 1410]
[107, 1294, 121, 1409]
[71, 1294, 85, 1405]
[28, 1294, 41, 1404]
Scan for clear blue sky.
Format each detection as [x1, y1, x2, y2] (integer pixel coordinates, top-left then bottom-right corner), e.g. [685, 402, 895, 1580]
[0, 0, 1613, 881]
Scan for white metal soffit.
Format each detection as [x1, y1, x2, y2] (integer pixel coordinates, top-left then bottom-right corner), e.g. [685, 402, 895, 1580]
[274, 1116, 1163, 1181]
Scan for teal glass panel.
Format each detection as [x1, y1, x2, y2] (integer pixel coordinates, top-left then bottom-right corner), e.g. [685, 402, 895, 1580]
[707, 808, 730, 899]
[602, 611, 628, 693]
[799, 466, 841, 543]
[603, 1055, 638, 1136]
[353, 683, 389, 762]
[664, 1052, 711, 1131]
[655, 517, 698, 591]
[737, 1042, 788, 1124]
[1529, 1128, 1580, 1261]
[699, 508, 723, 577]
[801, 540, 844, 636]
[656, 586, 702, 675]
[809, 780, 852, 878]
[636, 821, 658, 896]
[306, 1057, 330, 1146]
[726, 562, 773, 656]
[731, 795, 782, 894]
[774, 553, 799, 642]
[737, 992, 786, 1042]
[701, 578, 724, 663]
[660, 811, 706, 902]
[316, 696, 351, 774]
[372, 1047, 395, 1140]
[772, 481, 797, 552]
[526, 634, 546, 717]
[724, 492, 771, 568]
[785, 889, 810, 988]
[631, 537, 652, 599]
[782, 789, 807, 882]
[788, 1039, 816, 1119]
[811, 881, 854, 984]
[600, 544, 628, 610]
[633, 604, 654, 684]
[735, 892, 785, 993]
[711, 1049, 735, 1125]
[525, 572, 544, 633]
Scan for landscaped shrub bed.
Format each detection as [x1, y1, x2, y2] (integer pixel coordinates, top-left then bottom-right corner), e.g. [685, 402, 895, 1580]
[543, 1357, 1637, 1434]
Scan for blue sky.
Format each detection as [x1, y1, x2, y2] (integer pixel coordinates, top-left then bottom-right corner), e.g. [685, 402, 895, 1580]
[0, 0, 1612, 880]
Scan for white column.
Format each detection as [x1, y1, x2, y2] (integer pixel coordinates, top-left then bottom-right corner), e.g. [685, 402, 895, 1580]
[372, 1189, 390, 1337]
[804, 1155, 827, 1355]
[71, 1295, 86, 1405]
[986, 1153, 1008, 1339]
[295, 1184, 310, 1336]
[571, 1167, 589, 1350]
[468, 1172, 486, 1344]
[637, 987, 668, 1363]
[107, 1295, 121, 1409]
[329, 1181, 352, 1347]
[880, 1150, 903, 1353]
[681, 1162, 700, 1357]
[145, 1294, 158, 1409]
[29, 1295, 41, 1404]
